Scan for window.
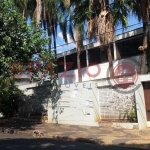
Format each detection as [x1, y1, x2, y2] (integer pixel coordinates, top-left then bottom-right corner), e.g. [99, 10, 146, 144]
[57, 57, 64, 73]
[88, 48, 101, 65]
[66, 53, 77, 71]
[116, 34, 143, 59]
[85, 44, 114, 67]
[80, 50, 86, 68]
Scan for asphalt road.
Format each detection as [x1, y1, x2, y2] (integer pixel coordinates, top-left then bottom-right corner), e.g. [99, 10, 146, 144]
[0, 133, 136, 150]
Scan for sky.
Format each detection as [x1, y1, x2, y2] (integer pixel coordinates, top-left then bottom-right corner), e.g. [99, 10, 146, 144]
[55, 14, 143, 54]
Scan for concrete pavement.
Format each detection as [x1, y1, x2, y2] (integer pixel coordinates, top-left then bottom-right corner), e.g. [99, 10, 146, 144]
[0, 133, 139, 150]
[0, 118, 150, 149]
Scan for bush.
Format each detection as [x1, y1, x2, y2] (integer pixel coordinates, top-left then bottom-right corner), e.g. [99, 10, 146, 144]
[127, 110, 137, 122]
[0, 77, 23, 117]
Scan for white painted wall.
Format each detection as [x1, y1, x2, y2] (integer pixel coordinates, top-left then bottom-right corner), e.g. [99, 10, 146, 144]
[48, 81, 100, 126]
[56, 56, 150, 129]
[135, 82, 147, 129]
[16, 74, 150, 129]
[58, 55, 142, 85]
[17, 82, 38, 95]
[47, 79, 142, 129]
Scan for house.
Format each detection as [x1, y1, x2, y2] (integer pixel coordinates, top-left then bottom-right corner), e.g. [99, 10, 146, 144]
[47, 26, 150, 130]
[16, 25, 150, 129]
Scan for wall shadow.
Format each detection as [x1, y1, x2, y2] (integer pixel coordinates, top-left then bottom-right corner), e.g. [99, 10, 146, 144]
[0, 78, 62, 131]
[0, 136, 142, 150]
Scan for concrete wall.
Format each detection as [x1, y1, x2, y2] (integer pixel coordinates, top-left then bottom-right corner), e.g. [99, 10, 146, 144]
[48, 81, 100, 126]
[134, 77, 147, 130]
[16, 75, 150, 130]
[49, 74, 150, 129]
[18, 81, 51, 115]
[139, 74, 150, 128]
[58, 55, 142, 84]
[16, 66, 150, 130]
[48, 80, 138, 127]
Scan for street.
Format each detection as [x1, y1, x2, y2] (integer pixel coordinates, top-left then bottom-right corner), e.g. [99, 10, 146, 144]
[0, 133, 137, 150]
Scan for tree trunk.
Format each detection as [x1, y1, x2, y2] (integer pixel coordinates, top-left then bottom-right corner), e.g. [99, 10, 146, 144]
[52, 26, 57, 76]
[52, 26, 57, 58]
[107, 43, 114, 78]
[75, 26, 83, 82]
[34, 0, 41, 24]
[147, 40, 150, 73]
[23, 9, 25, 18]
[77, 50, 82, 82]
[140, 50, 147, 74]
[140, 18, 149, 74]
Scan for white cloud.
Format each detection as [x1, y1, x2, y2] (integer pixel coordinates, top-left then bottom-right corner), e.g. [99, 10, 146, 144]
[57, 49, 63, 53]
[56, 44, 61, 50]
[67, 43, 76, 48]
[83, 40, 89, 45]
[58, 32, 89, 46]
[57, 32, 91, 53]
[58, 32, 63, 39]
[58, 32, 75, 44]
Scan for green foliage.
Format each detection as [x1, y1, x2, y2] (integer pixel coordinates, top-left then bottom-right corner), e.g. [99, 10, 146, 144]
[0, 0, 49, 77]
[0, 77, 24, 117]
[30, 50, 57, 82]
[127, 110, 137, 122]
[0, 0, 54, 117]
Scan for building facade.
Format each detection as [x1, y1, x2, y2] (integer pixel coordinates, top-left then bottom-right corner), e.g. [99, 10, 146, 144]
[47, 26, 150, 130]
[16, 26, 150, 130]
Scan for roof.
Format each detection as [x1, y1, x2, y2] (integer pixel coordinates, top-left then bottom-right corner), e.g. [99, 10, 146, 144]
[57, 26, 145, 58]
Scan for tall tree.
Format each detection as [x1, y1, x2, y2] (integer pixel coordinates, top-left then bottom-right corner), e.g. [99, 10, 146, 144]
[13, 0, 68, 57]
[72, 0, 131, 78]
[64, 0, 90, 82]
[70, 1, 86, 82]
[0, 0, 51, 117]
[132, 0, 150, 74]
[13, 0, 36, 18]
[89, 0, 133, 77]
[0, 0, 49, 77]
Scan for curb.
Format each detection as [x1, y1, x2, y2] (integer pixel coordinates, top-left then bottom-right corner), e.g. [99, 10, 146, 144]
[0, 127, 149, 150]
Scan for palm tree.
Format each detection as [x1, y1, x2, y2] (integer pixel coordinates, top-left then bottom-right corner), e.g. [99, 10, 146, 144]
[13, 0, 68, 57]
[33, 0, 41, 24]
[13, 0, 36, 18]
[65, 0, 91, 82]
[71, 0, 131, 78]
[132, 0, 150, 74]
[93, 0, 114, 77]
[41, 0, 58, 54]
[70, 1, 86, 82]
[13, 0, 28, 18]
[13, 0, 132, 81]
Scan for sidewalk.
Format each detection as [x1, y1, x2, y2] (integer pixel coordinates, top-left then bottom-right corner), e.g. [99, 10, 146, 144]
[0, 118, 150, 149]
